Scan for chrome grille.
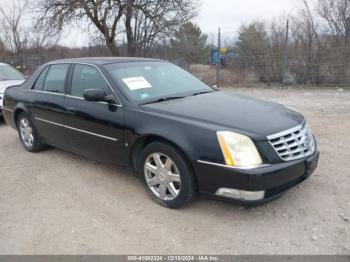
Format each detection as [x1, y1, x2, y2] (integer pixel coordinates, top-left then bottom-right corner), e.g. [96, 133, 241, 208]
[267, 122, 315, 161]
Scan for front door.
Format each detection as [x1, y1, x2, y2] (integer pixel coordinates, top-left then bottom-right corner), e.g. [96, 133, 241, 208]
[62, 64, 127, 165]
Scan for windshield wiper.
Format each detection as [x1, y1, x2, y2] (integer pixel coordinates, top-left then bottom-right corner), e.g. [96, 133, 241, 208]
[141, 96, 186, 105]
[192, 91, 214, 96]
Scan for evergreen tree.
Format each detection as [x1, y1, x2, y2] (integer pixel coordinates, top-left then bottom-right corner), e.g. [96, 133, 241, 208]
[170, 22, 209, 65]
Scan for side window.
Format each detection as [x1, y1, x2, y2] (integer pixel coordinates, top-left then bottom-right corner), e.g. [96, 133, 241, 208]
[70, 64, 109, 98]
[43, 64, 70, 94]
[32, 67, 49, 91]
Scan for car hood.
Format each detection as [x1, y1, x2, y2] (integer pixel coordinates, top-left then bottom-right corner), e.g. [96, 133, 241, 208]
[0, 80, 25, 93]
[141, 91, 305, 140]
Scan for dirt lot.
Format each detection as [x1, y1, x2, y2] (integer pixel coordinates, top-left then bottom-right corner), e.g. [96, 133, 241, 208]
[0, 87, 349, 255]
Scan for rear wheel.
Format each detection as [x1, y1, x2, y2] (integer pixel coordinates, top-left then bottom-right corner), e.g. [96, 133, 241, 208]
[17, 112, 46, 152]
[139, 141, 197, 208]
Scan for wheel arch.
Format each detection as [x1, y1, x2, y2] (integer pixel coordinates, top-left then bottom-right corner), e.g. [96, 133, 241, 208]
[130, 134, 195, 175]
[13, 103, 30, 128]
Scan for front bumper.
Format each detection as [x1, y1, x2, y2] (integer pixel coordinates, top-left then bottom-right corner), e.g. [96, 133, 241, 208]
[194, 150, 320, 205]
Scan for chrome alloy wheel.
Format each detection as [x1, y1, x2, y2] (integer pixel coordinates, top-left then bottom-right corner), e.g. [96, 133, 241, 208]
[19, 117, 34, 148]
[144, 153, 181, 201]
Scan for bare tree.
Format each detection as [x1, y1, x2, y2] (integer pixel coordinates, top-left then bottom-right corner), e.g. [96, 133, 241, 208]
[38, 0, 125, 55]
[288, 0, 324, 84]
[37, 0, 199, 56]
[0, 40, 6, 58]
[318, 0, 350, 44]
[127, 0, 198, 56]
[318, 0, 350, 83]
[230, 0, 350, 85]
[0, 0, 29, 56]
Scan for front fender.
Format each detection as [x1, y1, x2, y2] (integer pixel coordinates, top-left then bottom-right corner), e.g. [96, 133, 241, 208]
[125, 109, 224, 165]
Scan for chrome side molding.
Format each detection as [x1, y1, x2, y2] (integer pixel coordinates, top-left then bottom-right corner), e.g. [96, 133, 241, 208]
[35, 117, 120, 142]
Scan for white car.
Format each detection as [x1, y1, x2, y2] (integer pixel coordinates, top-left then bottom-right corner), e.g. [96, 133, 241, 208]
[0, 62, 25, 116]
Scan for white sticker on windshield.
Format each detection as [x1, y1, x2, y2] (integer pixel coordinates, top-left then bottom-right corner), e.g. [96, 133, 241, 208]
[122, 77, 152, 90]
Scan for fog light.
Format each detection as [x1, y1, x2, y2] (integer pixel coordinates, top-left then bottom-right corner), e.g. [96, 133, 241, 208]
[216, 188, 265, 201]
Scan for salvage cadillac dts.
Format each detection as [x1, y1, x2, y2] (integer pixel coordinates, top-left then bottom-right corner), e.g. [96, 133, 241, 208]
[2, 58, 319, 208]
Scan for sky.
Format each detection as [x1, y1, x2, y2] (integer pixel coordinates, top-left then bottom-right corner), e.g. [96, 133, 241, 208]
[193, 0, 296, 43]
[60, 0, 298, 47]
[194, 0, 296, 32]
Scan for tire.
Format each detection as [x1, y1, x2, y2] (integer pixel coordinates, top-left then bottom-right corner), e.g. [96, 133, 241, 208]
[139, 141, 197, 208]
[17, 112, 46, 152]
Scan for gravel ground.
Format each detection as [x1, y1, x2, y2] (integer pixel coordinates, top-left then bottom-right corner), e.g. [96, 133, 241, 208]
[0, 87, 349, 255]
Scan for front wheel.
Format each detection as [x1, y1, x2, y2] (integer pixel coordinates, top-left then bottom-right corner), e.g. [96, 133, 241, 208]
[139, 141, 197, 208]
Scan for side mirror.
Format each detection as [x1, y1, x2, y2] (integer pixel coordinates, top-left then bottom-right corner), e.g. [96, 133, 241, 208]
[83, 89, 106, 102]
[83, 89, 117, 104]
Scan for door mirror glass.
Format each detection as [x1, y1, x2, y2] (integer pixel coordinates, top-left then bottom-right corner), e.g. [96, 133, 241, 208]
[83, 89, 107, 102]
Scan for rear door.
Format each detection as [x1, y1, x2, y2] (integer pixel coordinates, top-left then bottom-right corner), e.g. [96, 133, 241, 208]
[28, 64, 70, 146]
[62, 63, 127, 165]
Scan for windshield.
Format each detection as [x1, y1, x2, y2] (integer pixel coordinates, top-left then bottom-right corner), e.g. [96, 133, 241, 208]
[0, 64, 25, 81]
[104, 62, 213, 103]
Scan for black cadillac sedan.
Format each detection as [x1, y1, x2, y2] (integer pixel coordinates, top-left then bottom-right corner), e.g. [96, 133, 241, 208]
[2, 57, 319, 208]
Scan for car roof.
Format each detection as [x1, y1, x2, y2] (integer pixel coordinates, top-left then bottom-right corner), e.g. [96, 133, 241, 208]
[46, 57, 163, 66]
[0, 62, 10, 66]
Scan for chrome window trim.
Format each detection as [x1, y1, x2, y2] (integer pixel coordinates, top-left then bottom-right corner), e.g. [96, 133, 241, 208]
[25, 89, 65, 96]
[35, 117, 120, 142]
[28, 62, 123, 107]
[55, 61, 122, 107]
[24, 90, 120, 106]
[197, 160, 270, 170]
[65, 94, 119, 106]
[65, 94, 85, 100]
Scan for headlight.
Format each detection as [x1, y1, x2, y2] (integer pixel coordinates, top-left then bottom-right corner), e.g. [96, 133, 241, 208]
[217, 131, 262, 168]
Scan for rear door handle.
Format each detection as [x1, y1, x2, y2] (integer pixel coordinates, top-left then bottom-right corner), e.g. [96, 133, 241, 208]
[66, 107, 76, 114]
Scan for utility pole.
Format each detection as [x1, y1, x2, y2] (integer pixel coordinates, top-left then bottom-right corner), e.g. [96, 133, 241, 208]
[163, 37, 167, 60]
[282, 19, 289, 87]
[122, 39, 126, 56]
[216, 27, 221, 88]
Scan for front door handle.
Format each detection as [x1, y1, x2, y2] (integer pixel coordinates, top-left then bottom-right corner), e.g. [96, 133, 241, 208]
[66, 107, 76, 114]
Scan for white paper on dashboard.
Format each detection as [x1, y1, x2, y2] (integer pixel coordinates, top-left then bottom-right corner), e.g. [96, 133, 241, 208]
[122, 77, 152, 90]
